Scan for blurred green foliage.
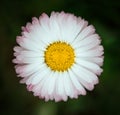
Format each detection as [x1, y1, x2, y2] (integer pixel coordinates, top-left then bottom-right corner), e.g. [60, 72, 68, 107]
[0, 0, 120, 115]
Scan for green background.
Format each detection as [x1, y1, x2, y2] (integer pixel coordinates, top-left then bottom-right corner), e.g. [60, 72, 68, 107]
[0, 0, 120, 115]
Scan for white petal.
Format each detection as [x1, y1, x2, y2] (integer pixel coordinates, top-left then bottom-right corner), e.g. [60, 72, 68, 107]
[17, 50, 44, 58]
[75, 58, 103, 75]
[71, 64, 98, 90]
[16, 36, 45, 51]
[72, 25, 95, 46]
[30, 65, 51, 84]
[81, 57, 104, 66]
[15, 63, 38, 75]
[75, 46, 104, 57]
[47, 71, 57, 96]
[78, 78, 94, 91]
[56, 72, 67, 101]
[32, 79, 45, 96]
[41, 71, 54, 101]
[13, 46, 23, 52]
[49, 13, 61, 41]
[73, 34, 101, 49]
[34, 76, 48, 97]
[56, 12, 82, 43]
[77, 25, 95, 40]
[16, 56, 44, 64]
[40, 76, 50, 98]
[17, 63, 44, 77]
[68, 69, 86, 95]
[63, 71, 74, 97]
[39, 13, 50, 34]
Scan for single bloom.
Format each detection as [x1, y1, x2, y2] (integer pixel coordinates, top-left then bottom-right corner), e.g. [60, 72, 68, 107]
[13, 11, 104, 102]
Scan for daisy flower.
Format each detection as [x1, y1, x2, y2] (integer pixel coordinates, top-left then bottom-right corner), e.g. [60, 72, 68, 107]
[13, 11, 104, 102]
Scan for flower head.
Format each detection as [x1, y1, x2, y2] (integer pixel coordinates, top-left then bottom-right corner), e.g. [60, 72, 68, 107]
[13, 11, 104, 102]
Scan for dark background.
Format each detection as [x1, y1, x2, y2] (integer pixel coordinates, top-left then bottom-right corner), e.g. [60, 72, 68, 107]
[0, 0, 120, 115]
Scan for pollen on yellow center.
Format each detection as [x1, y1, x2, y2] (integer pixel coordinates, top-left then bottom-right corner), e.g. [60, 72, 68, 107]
[44, 41, 75, 72]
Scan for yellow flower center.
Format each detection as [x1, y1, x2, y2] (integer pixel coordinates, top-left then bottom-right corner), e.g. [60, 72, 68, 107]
[44, 41, 75, 72]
